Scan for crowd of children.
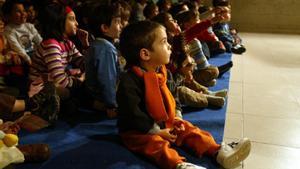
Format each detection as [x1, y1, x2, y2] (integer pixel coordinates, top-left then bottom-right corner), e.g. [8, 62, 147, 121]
[0, 0, 249, 168]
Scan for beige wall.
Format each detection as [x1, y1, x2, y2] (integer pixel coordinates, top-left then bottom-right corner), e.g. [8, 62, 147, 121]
[231, 0, 300, 34]
[203, 0, 300, 34]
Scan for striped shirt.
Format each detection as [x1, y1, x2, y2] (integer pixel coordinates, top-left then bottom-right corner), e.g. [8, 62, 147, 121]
[187, 39, 210, 70]
[30, 38, 84, 88]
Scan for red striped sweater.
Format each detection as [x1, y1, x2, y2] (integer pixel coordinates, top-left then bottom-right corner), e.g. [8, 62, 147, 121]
[30, 38, 84, 88]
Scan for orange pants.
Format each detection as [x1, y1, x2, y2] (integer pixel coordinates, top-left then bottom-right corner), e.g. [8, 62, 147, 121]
[120, 120, 220, 169]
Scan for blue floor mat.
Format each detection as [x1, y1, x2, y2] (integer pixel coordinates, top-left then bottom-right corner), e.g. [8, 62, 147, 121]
[16, 53, 232, 169]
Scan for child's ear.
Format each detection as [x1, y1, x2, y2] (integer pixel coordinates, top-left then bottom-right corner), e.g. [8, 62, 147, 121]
[140, 48, 151, 61]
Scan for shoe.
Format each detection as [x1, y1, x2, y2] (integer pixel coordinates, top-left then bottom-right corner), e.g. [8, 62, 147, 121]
[217, 61, 233, 78]
[217, 138, 251, 169]
[231, 45, 246, 55]
[176, 162, 206, 169]
[17, 143, 51, 163]
[209, 89, 228, 98]
[27, 82, 60, 124]
[205, 95, 225, 107]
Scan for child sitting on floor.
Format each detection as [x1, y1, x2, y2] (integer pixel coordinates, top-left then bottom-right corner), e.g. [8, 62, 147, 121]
[229, 27, 246, 54]
[152, 12, 229, 109]
[85, 3, 122, 118]
[29, 3, 89, 117]
[117, 20, 251, 169]
[2, 0, 42, 95]
[175, 9, 233, 80]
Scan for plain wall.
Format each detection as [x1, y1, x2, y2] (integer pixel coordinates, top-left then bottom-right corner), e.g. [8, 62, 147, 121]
[203, 0, 300, 34]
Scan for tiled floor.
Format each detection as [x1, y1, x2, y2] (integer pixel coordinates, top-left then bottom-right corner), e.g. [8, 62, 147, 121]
[223, 33, 300, 169]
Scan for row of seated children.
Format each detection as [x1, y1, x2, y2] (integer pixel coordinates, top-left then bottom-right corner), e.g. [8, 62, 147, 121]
[0, 0, 240, 121]
[0, 1, 47, 167]
[0, 1, 81, 167]
[0, 0, 250, 168]
[151, 9, 232, 112]
[211, 0, 246, 54]
[141, 0, 246, 55]
[0, 0, 236, 132]
[0, 0, 241, 126]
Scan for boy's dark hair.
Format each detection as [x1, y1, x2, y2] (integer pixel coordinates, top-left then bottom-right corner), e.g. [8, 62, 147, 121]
[117, 0, 131, 21]
[168, 3, 188, 17]
[143, 2, 157, 19]
[23, 0, 33, 9]
[119, 21, 164, 67]
[38, 3, 66, 41]
[175, 10, 199, 30]
[156, 0, 171, 12]
[151, 12, 171, 27]
[89, 4, 121, 38]
[2, 0, 25, 18]
[212, 0, 229, 7]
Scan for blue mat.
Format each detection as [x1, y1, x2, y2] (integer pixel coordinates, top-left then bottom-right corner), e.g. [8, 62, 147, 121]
[16, 53, 232, 169]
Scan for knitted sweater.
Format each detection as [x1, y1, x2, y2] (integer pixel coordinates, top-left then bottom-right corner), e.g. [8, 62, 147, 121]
[30, 39, 84, 88]
[4, 23, 42, 63]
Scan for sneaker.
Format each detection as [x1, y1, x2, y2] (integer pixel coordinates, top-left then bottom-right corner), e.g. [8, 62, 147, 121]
[217, 61, 233, 78]
[216, 138, 251, 169]
[27, 82, 60, 124]
[208, 89, 228, 98]
[231, 45, 246, 55]
[176, 162, 206, 169]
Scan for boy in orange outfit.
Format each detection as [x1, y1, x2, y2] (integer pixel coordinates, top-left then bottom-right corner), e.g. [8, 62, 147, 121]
[117, 21, 251, 169]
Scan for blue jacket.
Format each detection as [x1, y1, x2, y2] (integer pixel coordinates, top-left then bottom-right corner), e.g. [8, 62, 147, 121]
[213, 23, 234, 43]
[85, 38, 119, 108]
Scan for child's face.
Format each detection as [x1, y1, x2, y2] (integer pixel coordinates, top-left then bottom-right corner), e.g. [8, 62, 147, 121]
[9, 3, 27, 25]
[121, 11, 130, 28]
[230, 28, 236, 35]
[147, 27, 172, 66]
[152, 6, 159, 18]
[165, 15, 181, 35]
[64, 11, 78, 37]
[26, 6, 36, 22]
[104, 17, 122, 39]
[163, 1, 172, 12]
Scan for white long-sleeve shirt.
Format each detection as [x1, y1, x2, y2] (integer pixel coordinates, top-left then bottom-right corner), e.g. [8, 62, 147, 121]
[4, 23, 42, 63]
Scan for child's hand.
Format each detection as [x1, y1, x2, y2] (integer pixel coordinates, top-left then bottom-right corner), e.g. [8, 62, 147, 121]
[6, 51, 22, 65]
[77, 73, 85, 82]
[77, 29, 89, 49]
[173, 119, 185, 134]
[211, 7, 231, 24]
[180, 66, 194, 83]
[157, 128, 177, 143]
[180, 56, 195, 82]
[68, 68, 81, 76]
